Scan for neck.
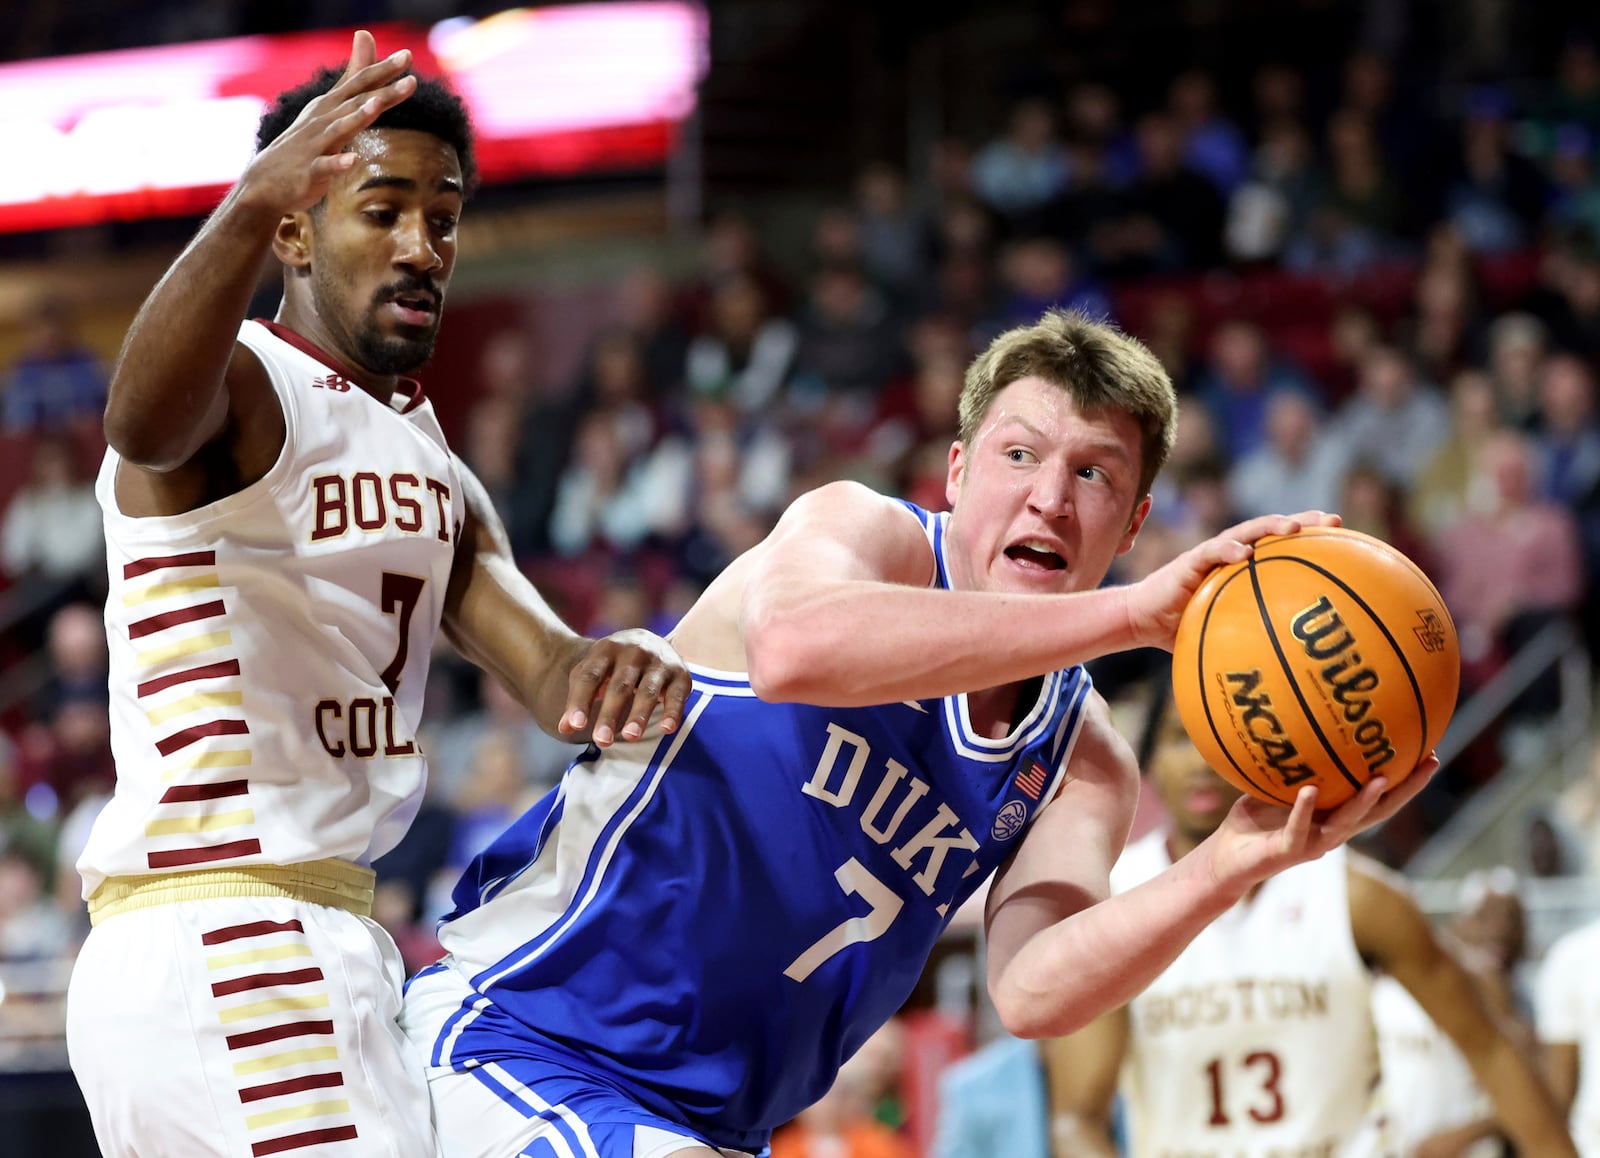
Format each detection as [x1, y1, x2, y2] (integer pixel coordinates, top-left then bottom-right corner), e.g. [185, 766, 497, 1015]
[274, 305, 399, 403]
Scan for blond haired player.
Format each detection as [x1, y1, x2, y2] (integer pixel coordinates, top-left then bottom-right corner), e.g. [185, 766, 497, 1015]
[399, 309, 1441, 1158]
[65, 32, 689, 1158]
[1047, 694, 1572, 1157]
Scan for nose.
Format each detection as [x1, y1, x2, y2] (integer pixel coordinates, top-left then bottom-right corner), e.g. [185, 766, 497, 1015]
[1026, 459, 1074, 519]
[393, 212, 443, 274]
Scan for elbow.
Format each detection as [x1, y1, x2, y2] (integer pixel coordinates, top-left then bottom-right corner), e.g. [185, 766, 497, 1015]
[742, 592, 822, 703]
[989, 978, 1091, 1041]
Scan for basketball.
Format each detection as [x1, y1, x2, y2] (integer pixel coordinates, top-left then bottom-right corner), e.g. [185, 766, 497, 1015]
[1171, 527, 1460, 809]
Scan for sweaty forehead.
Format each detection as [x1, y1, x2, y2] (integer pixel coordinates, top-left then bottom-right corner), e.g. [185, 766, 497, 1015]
[335, 128, 463, 194]
[983, 377, 1139, 451]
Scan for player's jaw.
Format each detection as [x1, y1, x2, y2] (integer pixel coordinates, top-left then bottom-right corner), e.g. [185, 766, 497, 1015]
[355, 277, 443, 374]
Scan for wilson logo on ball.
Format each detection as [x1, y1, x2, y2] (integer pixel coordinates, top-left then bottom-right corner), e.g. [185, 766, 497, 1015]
[1290, 596, 1398, 775]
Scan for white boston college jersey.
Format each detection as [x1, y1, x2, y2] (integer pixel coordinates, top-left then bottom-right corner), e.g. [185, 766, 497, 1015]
[1113, 834, 1382, 1158]
[1371, 974, 1497, 1158]
[78, 319, 462, 897]
[1537, 918, 1600, 1156]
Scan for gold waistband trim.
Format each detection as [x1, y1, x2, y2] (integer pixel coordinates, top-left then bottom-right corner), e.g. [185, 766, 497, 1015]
[87, 858, 375, 926]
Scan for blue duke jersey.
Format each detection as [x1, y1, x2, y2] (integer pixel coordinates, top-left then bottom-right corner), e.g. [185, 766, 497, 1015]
[420, 504, 1093, 1152]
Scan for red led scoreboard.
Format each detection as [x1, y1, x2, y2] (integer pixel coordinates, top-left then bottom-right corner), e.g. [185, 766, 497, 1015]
[0, 2, 708, 233]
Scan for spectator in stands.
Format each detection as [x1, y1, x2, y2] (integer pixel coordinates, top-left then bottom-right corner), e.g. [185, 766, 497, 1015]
[1528, 36, 1600, 151]
[1064, 81, 1138, 187]
[0, 734, 54, 899]
[1340, 50, 1432, 184]
[1132, 292, 1199, 390]
[616, 265, 690, 397]
[1285, 109, 1403, 274]
[1337, 460, 1435, 577]
[1547, 123, 1600, 243]
[855, 163, 927, 297]
[1435, 430, 1583, 684]
[0, 852, 74, 961]
[1099, 111, 1225, 274]
[681, 211, 790, 330]
[1194, 318, 1316, 460]
[425, 667, 581, 811]
[1399, 258, 1485, 383]
[930, 1032, 1048, 1158]
[1224, 116, 1318, 265]
[1167, 69, 1248, 196]
[1485, 311, 1550, 427]
[0, 434, 103, 619]
[686, 274, 799, 415]
[970, 97, 1071, 221]
[29, 602, 107, 725]
[792, 263, 904, 407]
[445, 729, 534, 873]
[993, 236, 1112, 328]
[1332, 345, 1450, 488]
[1443, 86, 1550, 254]
[1226, 391, 1347, 519]
[1326, 303, 1383, 402]
[769, 1053, 915, 1158]
[1533, 353, 1600, 507]
[1409, 368, 1503, 541]
[0, 296, 107, 437]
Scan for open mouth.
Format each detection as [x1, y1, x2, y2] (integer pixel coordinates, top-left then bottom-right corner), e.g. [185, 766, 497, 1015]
[385, 295, 438, 327]
[1004, 543, 1066, 571]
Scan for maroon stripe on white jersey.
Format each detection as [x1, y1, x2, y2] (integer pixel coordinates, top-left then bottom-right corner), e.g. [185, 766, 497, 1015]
[129, 599, 227, 639]
[159, 780, 249, 804]
[211, 967, 325, 998]
[202, 919, 305, 946]
[225, 1019, 334, 1050]
[238, 1072, 345, 1104]
[137, 659, 243, 698]
[124, 550, 217, 579]
[252, 1125, 359, 1156]
[147, 838, 262, 869]
[156, 718, 250, 756]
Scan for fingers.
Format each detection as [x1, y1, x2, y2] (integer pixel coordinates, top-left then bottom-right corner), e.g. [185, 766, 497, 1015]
[1351, 753, 1440, 829]
[323, 73, 418, 145]
[345, 30, 377, 76]
[1280, 784, 1319, 852]
[560, 637, 692, 747]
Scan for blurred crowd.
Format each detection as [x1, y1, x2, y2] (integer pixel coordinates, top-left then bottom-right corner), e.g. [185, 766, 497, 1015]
[5, 14, 1600, 1147]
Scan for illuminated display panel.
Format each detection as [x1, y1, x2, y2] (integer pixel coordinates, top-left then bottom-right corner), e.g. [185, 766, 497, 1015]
[0, 3, 706, 233]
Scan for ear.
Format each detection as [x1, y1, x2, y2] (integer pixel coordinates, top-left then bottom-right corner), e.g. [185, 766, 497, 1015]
[944, 440, 965, 509]
[1116, 493, 1153, 556]
[272, 212, 314, 271]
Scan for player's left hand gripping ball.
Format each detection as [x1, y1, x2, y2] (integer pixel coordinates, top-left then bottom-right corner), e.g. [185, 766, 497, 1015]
[561, 630, 692, 746]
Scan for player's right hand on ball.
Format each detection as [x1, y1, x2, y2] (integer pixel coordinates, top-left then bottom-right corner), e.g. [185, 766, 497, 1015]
[1124, 510, 1341, 651]
[234, 30, 417, 217]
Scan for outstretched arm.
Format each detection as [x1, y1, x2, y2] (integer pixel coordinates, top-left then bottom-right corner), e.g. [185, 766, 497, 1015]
[1041, 1008, 1126, 1158]
[104, 31, 415, 470]
[443, 459, 690, 748]
[1349, 858, 1577, 1157]
[734, 481, 1330, 706]
[982, 696, 1435, 1040]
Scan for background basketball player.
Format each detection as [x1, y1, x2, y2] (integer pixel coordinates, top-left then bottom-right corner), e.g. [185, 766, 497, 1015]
[1538, 911, 1600, 1155]
[65, 31, 690, 1158]
[1046, 688, 1572, 1156]
[401, 309, 1438, 1158]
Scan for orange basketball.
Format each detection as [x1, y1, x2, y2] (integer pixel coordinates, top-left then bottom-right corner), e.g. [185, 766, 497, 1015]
[1171, 526, 1460, 809]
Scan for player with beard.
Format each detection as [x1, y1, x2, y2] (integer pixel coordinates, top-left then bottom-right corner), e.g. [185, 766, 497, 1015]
[66, 32, 690, 1158]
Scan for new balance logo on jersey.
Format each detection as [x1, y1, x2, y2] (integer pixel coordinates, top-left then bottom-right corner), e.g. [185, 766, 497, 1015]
[311, 373, 351, 391]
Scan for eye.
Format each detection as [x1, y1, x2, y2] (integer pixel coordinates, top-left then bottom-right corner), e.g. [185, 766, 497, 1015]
[1005, 447, 1036, 464]
[364, 207, 398, 226]
[431, 214, 458, 234]
[1078, 466, 1103, 481]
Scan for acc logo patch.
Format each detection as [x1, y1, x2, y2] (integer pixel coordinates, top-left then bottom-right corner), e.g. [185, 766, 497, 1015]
[992, 799, 1028, 841]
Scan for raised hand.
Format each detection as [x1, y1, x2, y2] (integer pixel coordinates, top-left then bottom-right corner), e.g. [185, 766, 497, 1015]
[1204, 753, 1440, 892]
[1124, 509, 1341, 651]
[234, 30, 417, 218]
[558, 629, 693, 747]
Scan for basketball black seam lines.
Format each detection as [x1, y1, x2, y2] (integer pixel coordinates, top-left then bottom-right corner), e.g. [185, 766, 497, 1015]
[1258, 552, 1430, 775]
[1274, 529, 1458, 641]
[1194, 566, 1296, 806]
[1246, 554, 1365, 792]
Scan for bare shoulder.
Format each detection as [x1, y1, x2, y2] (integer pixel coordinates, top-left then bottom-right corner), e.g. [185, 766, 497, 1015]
[1057, 691, 1139, 794]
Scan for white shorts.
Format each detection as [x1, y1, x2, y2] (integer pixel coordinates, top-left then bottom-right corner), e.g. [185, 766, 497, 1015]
[67, 895, 438, 1158]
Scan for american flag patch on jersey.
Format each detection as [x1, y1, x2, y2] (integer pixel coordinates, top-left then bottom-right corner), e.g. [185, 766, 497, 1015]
[1015, 761, 1050, 801]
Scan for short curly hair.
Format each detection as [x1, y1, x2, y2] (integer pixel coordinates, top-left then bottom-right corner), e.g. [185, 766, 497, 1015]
[256, 64, 478, 197]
